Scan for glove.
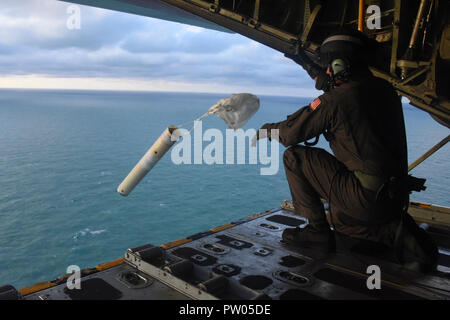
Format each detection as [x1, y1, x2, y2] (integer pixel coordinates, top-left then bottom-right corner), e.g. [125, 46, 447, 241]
[285, 51, 322, 80]
[251, 123, 273, 147]
[315, 71, 332, 92]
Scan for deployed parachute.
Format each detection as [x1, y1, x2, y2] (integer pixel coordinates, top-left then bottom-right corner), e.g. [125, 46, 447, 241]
[203, 93, 260, 130]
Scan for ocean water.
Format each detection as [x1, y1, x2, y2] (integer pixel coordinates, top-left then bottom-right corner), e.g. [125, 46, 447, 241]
[0, 89, 448, 289]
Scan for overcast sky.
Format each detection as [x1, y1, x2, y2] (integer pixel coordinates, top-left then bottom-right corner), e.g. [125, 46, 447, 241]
[0, 0, 318, 97]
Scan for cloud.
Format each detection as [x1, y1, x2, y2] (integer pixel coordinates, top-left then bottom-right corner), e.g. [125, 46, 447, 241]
[0, 0, 318, 96]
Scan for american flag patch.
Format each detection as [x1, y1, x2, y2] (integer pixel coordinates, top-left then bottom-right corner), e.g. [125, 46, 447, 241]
[310, 98, 321, 110]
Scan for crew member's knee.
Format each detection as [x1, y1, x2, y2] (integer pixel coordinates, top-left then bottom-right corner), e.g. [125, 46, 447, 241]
[283, 146, 299, 169]
[283, 146, 294, 161]
[283, 145, 309, 167]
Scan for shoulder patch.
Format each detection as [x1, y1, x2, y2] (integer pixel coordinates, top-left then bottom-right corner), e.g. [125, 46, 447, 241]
[310, 98, 321, 111]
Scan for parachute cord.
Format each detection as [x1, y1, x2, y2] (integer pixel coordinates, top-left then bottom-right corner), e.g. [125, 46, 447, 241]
[175, 119, 195, 129]
[174, 111, 213, 136]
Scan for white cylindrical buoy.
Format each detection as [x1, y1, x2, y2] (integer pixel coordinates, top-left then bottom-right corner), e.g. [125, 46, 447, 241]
[117, 125, 178, 196]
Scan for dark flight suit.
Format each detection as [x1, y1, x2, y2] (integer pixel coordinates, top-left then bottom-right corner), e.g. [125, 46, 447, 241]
[267, 71, 408, 243]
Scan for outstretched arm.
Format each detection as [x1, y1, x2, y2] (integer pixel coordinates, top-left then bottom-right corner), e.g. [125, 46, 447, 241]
[253, 95, 338, 147]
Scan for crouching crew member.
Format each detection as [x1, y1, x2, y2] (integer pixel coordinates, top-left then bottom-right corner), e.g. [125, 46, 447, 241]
[254, 29, 438, 272]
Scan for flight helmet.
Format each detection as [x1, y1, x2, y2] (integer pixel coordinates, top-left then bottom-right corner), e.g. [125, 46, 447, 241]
[320, 29, 371, 82]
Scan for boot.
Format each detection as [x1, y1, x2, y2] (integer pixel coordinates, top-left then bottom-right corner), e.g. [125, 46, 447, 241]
[282, 225, 335, 252]
[397, 213, 439, 273]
